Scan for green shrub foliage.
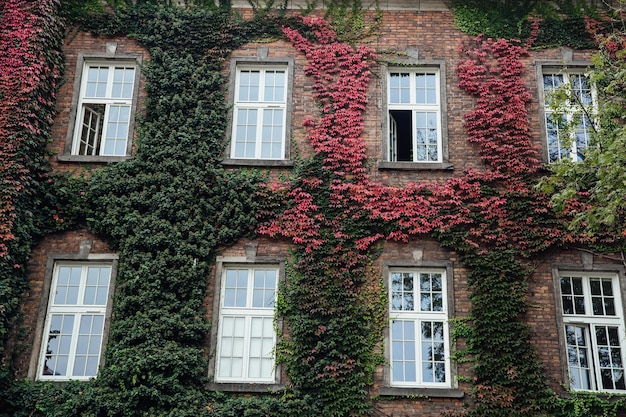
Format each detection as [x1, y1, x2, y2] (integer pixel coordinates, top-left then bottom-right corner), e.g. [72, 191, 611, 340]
[2, 1, 626, 417]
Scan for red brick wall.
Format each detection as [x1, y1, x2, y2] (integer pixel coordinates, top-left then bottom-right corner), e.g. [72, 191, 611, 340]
[48, 32, 148, 173]
[8, 6, 609, 415]
[9, 230, 115, 378]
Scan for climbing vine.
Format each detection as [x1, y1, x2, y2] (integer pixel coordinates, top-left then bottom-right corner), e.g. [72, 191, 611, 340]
[3, 0, 626, 416]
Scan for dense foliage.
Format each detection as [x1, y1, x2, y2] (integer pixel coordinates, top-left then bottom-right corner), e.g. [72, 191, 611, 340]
[542, 21, 626, 245]
[0, 0, 69, 410]
[2, 0, 626, 416]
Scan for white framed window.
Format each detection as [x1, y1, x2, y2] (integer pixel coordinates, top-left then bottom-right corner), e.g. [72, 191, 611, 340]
[559, 273, 626, 392]
[542, 69, 596, 163]
[215, 266, 278, 383]
[38, 263, 112, 380]
[72, 62, 136, 156]
[389, 268, 450, 387]
[231, 66, 288, 160]
[387, 69, 442, 163]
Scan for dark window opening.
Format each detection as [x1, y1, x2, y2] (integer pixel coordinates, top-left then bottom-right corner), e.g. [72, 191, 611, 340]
[390, 110, 412, 162]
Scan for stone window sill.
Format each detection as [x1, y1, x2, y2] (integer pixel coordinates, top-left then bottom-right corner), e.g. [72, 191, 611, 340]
[378, 386, 465, 398]
[57, 155, 132, 163]
[222, 158, 294, 168]
[207, 382, 284, 393]
[378, 161, 454, 171]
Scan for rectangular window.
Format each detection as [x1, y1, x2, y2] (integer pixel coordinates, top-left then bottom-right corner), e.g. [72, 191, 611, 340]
[231, 66, 287, 160]
[72, 63, 136, 156]
[559, 273, 626, 392]
[38, 263, 112, 380]
[215, 266, 278, 383]
[542, 70, 596, 163]
[389, 269, 450, 387]
[387, 69, 442, 163]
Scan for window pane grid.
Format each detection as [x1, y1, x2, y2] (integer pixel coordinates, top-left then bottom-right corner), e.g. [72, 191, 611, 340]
[217, 266, 278, 383]
[543, 71, 594, 162]
[389, 269, 448, 387]
[40, 264, 111, 380]
[595, 326, 626, 390]
[566, 325, 593, 389]
[388, 69, 441, 163]
[560, 273, 626, 393]
[232, 67, 287, 159]
[73, 63, 135, 156]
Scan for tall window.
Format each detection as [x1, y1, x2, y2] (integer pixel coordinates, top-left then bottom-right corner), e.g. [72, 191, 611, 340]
[543, 70, 595, 162]
[215, 266, 278, 383]
[231, 66, 287, 160]
[389, 269, 450, 387]
[38, 263, 112, 380]
[559, 273, 626, 392]
[387, 69, 442, 163]
[72, 62, 136, 156]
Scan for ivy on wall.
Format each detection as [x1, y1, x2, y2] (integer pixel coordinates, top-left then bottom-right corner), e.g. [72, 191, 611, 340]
[2, 0, 626, 416]
[0, 0, 69, 410]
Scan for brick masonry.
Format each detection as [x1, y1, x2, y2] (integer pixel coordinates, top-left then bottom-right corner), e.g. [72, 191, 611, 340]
[8, 7, 614, 416]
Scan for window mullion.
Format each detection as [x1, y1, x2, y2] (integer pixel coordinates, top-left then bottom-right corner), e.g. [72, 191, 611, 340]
[415, 319, 422, 385]
[66, 312, 82, 377]
[255, 107, 264, 158]
[105, 66, 114, 99]
[589, 324, 602, 391]
[241, 314, 251, 380]
[411, 110, 418, 163]
[98, 104, 111, 155]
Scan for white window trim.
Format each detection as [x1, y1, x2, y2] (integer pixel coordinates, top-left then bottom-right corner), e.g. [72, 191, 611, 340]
[223, 57, 295, 167]
[539, 64, 597, 163]
[209, 255, 285, 390]
[28, 248, 117, 381]
[36, 260, 115, 381]
[71, 61, 136, 157]
[61, 53, 142, 162]
[557, 271, 626, 393]
[386, 68, 443, 164]
[383, 262, 455, 389]
[215, 265, 278, 383]
[230, 64, 288, 160]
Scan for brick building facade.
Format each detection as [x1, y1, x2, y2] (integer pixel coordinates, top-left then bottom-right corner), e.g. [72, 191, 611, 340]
[7, 1, 624, 415]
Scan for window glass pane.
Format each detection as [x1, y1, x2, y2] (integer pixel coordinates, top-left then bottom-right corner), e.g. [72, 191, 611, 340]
[42, 314, 74, 377]
[224, 269, 248, 307]
[86, 67, 108, 98]
[565, 325, 592, 390]
[112, 67, 135, 99]
[543, 73, 564, 106]
[238, 70, 260, 101]
[261, 109, 283, 159]
[84, 267, 110, 305]
[596, 326, 626, 390]
[391, 272, 413, 311]
[234, 109, 257, 158]
[389, 73, 410, 104]
[391, 320, 417, 382]
[263, 70, 286, 102]
[252, 269, 276, 308]
[103, 105, 130, 156]
[415, 73, 436, 104]
[572, 74, 592, 106]
[421, 321, 446, 383]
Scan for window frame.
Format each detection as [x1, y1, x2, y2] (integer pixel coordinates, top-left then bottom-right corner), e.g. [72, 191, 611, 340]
[223, 58, 295, 167]
[29, 249, 117, 381]
[380, 260, 461, 397]
[537, 63, 597, 163]
[208, 255, 285, 391]
[61, 53, 142, 163]
[553, 265, 626, 393]
[379, 62, 452, 171]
